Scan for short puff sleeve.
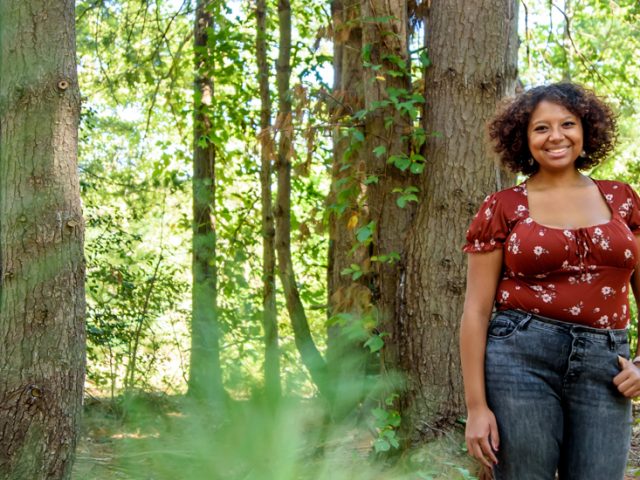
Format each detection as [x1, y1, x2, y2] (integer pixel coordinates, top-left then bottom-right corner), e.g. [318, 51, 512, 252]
[621, 183, 640, 233]
[462, 193, 510, 253]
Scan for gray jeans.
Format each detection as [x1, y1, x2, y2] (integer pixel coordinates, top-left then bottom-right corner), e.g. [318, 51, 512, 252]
[485, 309, 632, 480]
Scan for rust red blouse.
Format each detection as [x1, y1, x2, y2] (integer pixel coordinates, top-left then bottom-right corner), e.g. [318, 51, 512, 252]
[463, 179, 640, 328]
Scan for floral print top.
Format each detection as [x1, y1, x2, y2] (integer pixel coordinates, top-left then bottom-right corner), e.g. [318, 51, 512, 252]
[463, 179, 640, 328]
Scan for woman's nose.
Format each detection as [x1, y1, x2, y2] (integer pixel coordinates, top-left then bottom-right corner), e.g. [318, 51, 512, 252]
[548, 126, 564, 141]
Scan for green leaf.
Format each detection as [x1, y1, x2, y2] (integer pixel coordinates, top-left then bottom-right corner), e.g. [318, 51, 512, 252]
[390, 154, 410, 171]
[410, 162, 424, 174]
[386, 69, 405, 78]
[356, 223, 373, 242]
[364, 175, 379, 185]
[353, 109, 368, 120]
[386, 87, 407, 99]
[373, 145, 387, 157]
[371, 408, 388, 421]
[419, 50, 431, 67]
[362, 43, 372, 62]
[351, 129, 365, 143]
[373, 438, 391, 452]
[364, 334, 384, 352]
[385, 393, 399, 405]
[371, 100, 391, 110]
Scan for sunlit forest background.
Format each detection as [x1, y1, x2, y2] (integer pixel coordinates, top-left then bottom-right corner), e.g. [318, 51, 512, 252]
[79, 0, 640, 397]
[3, 0, 640, 479]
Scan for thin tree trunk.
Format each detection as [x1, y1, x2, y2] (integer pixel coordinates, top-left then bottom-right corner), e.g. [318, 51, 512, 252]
[189, 0, 224, 401]
[0, 0, 85, 477]
[257, 0, 281, 399]
[274, 0, 329, 397]
[400, 0, 519, 441]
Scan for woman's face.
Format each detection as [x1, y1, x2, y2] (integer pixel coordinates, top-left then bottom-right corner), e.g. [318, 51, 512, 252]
[527, 100, 584, 174]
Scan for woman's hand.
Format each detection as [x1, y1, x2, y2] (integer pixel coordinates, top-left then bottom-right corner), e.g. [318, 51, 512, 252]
[613, 356, 640, 398]
[465, 405, 500, 468]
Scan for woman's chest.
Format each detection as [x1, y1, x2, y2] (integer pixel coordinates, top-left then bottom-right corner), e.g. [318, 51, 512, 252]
[526, 184, 613, 230]
[504, 218, 638, 277]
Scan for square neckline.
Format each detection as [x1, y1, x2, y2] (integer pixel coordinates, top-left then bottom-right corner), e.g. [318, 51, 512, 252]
[521, 177, 618, 232]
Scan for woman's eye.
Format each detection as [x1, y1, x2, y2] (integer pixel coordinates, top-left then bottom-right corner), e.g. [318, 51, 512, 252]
[563, 121, 576, 127]
[534, 126, 547, 132]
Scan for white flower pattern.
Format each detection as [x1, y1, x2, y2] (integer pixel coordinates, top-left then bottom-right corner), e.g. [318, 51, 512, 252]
[601, 286, 616, 299]
[533, 245, 549, 257]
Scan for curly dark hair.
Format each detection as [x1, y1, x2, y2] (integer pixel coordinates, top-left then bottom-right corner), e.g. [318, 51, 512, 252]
[487, 83, 617, 175]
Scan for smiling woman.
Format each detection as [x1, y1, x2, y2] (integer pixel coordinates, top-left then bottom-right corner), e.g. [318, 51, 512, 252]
[527, 101, 584, 173]
[488, 83, 617, 177]
[459, 83, 640, 480]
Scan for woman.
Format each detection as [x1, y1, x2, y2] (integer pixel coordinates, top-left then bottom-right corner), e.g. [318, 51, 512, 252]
[460, 82, 640, 480]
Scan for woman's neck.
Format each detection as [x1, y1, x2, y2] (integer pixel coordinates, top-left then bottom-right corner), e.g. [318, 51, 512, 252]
[527, 169, 590, 190]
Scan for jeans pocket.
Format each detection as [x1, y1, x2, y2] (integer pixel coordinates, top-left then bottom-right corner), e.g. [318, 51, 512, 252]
[487, 314, 520, 340]
[615, 341, 631, 365]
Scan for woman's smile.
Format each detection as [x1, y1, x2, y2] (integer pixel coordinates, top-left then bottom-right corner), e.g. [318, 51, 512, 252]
[527, 100, 584, 171]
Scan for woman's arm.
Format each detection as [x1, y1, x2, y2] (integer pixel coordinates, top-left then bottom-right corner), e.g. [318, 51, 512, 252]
[613, 233, 640, 397]
[460, 248, 503, 467]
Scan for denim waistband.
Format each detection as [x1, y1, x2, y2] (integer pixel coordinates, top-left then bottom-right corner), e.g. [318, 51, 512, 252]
[496, 309, 629, 344]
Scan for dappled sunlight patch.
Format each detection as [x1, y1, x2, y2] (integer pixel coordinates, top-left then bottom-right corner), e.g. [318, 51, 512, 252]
[110, 431, 160, 440]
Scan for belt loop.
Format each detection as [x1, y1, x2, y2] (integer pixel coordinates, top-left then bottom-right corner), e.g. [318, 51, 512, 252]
[608, 330, 616, 351]
[520, 313, 533, 330]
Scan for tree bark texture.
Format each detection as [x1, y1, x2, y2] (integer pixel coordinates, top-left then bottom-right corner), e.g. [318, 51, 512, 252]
[325, 0, 373, 415]
[274, 0, 329, 397]
[257, 0, 281, 399]
[189, 0, 224, 401]
[0, 0, 86, 478]
[400, 0, 519, 441]
[360, 0, 417, 367]
[327, 0, 366, 331]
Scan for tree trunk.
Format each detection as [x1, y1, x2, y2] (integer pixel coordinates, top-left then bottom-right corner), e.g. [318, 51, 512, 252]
[257, 0, 281, 399]
[327, 0, 366, 328]
[189, 0, 224, 401]
[0, 0, 86, 478]
[360, 0, 417, 368]
[274, 0, 329, 397]
[325, 0, 372, 415]
[400, 0, 519, 441]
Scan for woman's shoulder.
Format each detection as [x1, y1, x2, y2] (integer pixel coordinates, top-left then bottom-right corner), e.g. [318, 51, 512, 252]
[593, 178, 632, 192]
[593, 178, 639, 203]
[474, 182, 528, 222]
[594, 178, 640, 225]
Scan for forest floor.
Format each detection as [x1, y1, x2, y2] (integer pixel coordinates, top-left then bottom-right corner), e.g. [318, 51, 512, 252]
[72, 394, 640, 480]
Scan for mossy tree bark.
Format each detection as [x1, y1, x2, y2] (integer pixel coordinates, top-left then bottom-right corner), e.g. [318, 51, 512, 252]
[189, 0, 224, 402]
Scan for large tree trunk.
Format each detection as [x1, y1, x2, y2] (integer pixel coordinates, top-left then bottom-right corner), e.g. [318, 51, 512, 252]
[400, 0, 519, 441]
[257, 0, 281, 399]
[0, 0, 86, 477]
[274, 0, 329, 397]
[189, 0, 224, 401]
